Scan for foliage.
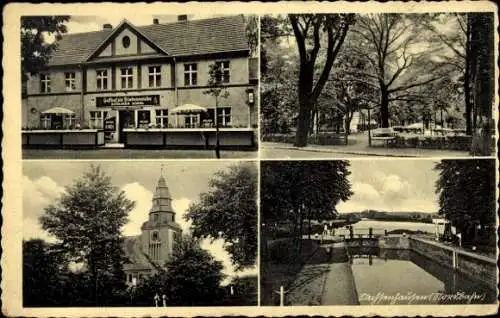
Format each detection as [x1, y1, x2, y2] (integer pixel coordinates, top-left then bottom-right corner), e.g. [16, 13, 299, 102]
[21, 16, 70, 81]
[261, 161, 353, 245]
[131, 235, 225, 306]
[288, 14, 355, 146]
[435, 160, 496, 244]
[185, 162, 257, 270]
[23, 239, 69, 306]
[40, 165, 135, 305]
[243, 15, 259, 57]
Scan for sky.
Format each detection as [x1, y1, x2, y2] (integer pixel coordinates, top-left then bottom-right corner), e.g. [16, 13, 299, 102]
[23, 160, 258, 283]
[336, 159, 440, 213]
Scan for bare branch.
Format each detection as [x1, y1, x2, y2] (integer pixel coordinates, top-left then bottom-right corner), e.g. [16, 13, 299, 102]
[389, 77, 441, 93]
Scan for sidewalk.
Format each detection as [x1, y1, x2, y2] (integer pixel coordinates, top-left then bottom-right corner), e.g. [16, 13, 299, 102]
[262, 142, 472, 158]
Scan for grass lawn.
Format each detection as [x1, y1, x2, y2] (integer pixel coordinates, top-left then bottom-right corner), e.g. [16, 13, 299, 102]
[260, 238, 320, 306]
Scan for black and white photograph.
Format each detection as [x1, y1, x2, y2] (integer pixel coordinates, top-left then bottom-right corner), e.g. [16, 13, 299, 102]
[21, 14, 259, 159]
[2, 1, 499, 317]
[22, 161, 258, 307]
[260, 160, 497, 306]
[260, 12, 496, 158]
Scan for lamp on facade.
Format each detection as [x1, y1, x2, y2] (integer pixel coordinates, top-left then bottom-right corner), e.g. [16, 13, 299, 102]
[248, 90, 255, 105]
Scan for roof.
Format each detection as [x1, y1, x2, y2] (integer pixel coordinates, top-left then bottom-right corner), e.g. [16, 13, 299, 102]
[48, 15, 249, 66]
[122, 236, 157, 271]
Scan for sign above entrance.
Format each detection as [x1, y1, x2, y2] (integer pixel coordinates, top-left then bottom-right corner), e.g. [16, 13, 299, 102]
[96, 95, 160, 108]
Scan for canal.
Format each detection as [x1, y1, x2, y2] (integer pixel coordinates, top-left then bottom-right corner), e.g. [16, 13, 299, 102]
[348, 247, 496, 305]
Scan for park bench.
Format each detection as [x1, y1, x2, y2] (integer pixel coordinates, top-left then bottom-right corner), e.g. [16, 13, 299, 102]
[371, 128, 398, 147]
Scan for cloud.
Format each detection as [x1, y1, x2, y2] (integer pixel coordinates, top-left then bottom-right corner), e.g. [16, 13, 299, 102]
[23, 176, 65, 241]
[121, 182, 153, 236]
[338, 172, 437, 213]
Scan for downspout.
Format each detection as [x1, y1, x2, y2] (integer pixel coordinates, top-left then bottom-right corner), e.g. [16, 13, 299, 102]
[79, 64, 86, 127]
[172, 57, 178, 106]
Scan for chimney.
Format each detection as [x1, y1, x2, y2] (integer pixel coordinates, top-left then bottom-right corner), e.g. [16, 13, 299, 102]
[177, 15, 188, 22]
[103, 24, 113, 30]
[153, 18, 159, 25]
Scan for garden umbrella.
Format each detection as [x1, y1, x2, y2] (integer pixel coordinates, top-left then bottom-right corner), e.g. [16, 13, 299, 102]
[41, 107, 75, 115]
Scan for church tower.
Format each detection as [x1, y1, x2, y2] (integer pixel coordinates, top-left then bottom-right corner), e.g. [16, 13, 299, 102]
[140, 169, 182, 265]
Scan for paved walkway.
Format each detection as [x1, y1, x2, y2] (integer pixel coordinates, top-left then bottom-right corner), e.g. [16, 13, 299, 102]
[262, 141, 471, 158]
[287, 243, 359, 305]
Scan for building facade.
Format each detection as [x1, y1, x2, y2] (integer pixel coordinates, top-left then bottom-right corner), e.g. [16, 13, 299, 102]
[22, 15, 258, 146]
[122, 173, 182, 286]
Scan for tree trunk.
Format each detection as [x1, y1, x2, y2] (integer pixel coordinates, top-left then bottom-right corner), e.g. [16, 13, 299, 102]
[295, 61, 315, 147]
[380, 88, 390, 128]
[215, 96, 221, 158]
[464, 63, 473, 135]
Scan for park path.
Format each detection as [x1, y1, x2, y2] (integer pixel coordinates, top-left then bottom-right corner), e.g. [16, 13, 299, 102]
[321, 243, 359, 305]
[286, 242, 359, 305]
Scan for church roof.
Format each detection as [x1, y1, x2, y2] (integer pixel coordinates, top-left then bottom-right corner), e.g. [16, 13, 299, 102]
[122, 236, 157, 272]
[47, 15, 249, 67]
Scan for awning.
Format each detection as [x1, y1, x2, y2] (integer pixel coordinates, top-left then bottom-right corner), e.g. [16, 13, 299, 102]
[41, 107, 75, 115]
[170, 104, 207, 114]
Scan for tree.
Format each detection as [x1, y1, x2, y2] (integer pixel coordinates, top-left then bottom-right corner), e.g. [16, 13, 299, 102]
[417, 13, 473, 134]
[318, 47, 378, 140]
[435, 160, 496, 245]
[40, 165, 135, 306]
[469, 13, 494, 155]
[21, 16, 70, 81]
[133, 235, 225, 306]
[261, 161, 352, 248]
[23, 239, 69, 307]
[351, 14, 449, 128]
[204, 63, 230, 158]
[244, 15, 259, 57]
[289, 14, 355, 146]
[185, 163, 257, 270]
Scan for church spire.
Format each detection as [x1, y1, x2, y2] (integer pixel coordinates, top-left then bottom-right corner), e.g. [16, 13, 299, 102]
[150, 166, 174, 214]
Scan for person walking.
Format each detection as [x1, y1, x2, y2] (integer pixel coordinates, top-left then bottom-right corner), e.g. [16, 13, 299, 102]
[154, 293, 160, 307]
[323, 223, 329, 240]
[162, 294, 167, 307]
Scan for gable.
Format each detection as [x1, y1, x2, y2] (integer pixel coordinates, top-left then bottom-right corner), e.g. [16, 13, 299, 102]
[89, 22, 167, 61]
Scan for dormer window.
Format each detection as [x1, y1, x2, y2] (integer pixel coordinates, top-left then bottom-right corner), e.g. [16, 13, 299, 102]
[122, 36, 131, 48]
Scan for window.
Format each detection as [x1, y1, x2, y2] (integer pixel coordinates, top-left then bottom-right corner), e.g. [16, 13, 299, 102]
[151, 231, 159, 242]
[148, 66, 161, 88]
[128, 274, 132, 283]
[155, 109, 169, 128]
[208, 107, 231, 127]
[122, 36, 131, 48]
[184, 63, 197, 86]
[64, 114, 76, 129]
[96, 69, 109, 90]
[89, 111, 108, 129]
[65, 72, 76, 91]
[215, 61, 230, 83]
[137, 110, 151, 127]
[40, 74, 51, 93]
[184, 114, 199, 128]
[40, 114, 51, 129]
[120, 67, 133, 89]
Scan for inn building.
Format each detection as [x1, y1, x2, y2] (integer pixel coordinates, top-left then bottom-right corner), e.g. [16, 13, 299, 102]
[122, 172, 182, 286]
[22, 15, 258, 148]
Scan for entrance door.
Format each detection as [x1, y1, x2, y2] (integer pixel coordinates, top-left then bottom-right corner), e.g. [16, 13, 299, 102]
[118, 110, 134, 143]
